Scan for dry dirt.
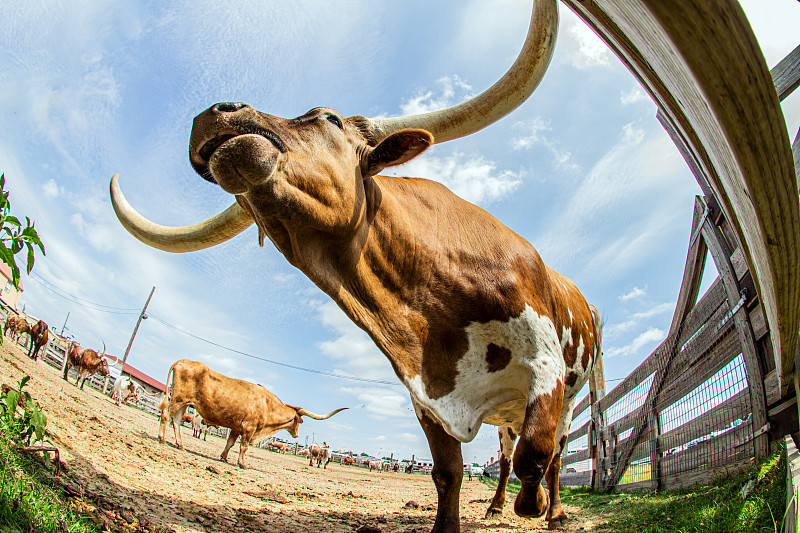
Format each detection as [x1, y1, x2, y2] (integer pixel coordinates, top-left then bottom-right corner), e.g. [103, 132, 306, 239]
[1, 340, 601, 533]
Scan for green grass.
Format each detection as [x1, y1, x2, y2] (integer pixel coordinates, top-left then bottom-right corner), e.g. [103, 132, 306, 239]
[481, 444, 786, 532]
[0, 433, 98, 533]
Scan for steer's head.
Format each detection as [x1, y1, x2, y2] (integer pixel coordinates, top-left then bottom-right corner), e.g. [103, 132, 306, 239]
[109, 0, 558, 253]
[188, 102, 432, 249]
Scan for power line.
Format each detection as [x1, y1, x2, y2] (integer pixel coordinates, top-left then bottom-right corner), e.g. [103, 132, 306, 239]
[146, 313, 402, 386]
[28, 273, 141, 314]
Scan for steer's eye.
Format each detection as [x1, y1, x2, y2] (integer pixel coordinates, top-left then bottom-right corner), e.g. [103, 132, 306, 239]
[325, 114, 343, 130]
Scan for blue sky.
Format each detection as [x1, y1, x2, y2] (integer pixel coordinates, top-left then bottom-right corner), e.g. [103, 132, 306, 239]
[1, 1, 798, 466]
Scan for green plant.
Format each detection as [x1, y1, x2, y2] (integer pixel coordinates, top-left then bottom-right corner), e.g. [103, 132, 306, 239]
[0, 173, 45, 290]
[0, 376, 47, 447]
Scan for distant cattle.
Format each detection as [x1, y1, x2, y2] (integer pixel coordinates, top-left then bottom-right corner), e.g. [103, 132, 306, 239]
[267, 441, 287, 453]
[26, 320, 49, 361]
[304, 444, 332, 468]
[63, 342, 110, 389]
[159, 360, 347, 469]
[3, 316, 21, 339]
[111, 377, 138, 406]
[368, 460, 384, 472]
[343, 456, 355, 466]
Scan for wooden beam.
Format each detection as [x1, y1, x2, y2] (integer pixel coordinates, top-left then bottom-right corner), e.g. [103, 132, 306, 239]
[698, 196, 769, 460]
[771, 44, 800, 101]
[563, 0, 800, 396]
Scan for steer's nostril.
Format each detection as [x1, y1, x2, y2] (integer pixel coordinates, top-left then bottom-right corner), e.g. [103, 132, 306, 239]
[212, 102, 247, 113]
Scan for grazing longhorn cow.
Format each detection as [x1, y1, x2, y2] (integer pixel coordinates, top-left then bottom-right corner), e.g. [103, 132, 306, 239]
[3, 316, 20, 338]
[159, 360, 347, 469]
[305, 443, 332, 468]
[13, 319, 30, 344]
[63, 342, 111, 390]
[26, 320, 49, 361]
[111, 377, 138, 406]
[110, 1, 603, 530]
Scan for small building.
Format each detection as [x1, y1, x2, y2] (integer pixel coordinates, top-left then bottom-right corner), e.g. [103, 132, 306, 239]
[0, 264, 22, 309]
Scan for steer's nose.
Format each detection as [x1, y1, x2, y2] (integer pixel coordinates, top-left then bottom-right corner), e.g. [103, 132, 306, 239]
[211, 102, 249, 114]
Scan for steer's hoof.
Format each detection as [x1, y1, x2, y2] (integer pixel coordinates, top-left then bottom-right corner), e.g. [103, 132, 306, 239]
[514, 484, 548, 518]
[547, 513, 568, 530]
[484, 507, 503, 519]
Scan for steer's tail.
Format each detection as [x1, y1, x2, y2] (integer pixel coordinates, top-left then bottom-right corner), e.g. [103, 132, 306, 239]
[295, 407, 348, 420]
[159, 362, 178, 416]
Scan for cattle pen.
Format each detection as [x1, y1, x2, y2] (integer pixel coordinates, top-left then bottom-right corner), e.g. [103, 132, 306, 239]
[516, 4, 800, 525]
[478, 0, 800, 522]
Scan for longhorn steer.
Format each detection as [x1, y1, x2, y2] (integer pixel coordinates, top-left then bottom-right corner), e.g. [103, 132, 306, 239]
[111, 377, 138, 406]
[63, 342, 110, 389]
[159, 359, 347, 469]
[26, 320, 49, 361]
[111, 1, 603, 530]
[305, 444, 332, 468]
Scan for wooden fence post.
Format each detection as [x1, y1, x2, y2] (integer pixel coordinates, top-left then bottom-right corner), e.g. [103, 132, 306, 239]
[589, 345, 607, 490]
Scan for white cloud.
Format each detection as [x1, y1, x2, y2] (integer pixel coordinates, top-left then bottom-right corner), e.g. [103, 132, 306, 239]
[513, 118, 579, 171]
[562, 17, 614, 69]
[340, 386, 411, 419]
[606, 302, 674, 339]
[534, 121, 696, 280]
[621, 87, 649, 106]
[619, 286, 647, 301]
[606, 327, 665, 358]
[391, 150, 522, 205]
[400, 75, 474, 115]
[42, 179, 60, 199]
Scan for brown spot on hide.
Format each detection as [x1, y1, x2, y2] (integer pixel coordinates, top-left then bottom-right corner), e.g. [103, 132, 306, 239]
[486, 343, 512, 373]
[565, 371, 578, 388]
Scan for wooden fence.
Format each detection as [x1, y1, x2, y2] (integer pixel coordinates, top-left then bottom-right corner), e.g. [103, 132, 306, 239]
[554, 190, 787, 492]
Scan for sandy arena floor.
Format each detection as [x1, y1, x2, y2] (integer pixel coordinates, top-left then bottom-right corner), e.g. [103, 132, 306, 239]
[0, 339, 599, 533]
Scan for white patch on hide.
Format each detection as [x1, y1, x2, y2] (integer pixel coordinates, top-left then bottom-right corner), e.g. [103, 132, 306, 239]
[499, 428, 516, 459]
[560, 326, 573, 351]
[405, 304, 564, 442]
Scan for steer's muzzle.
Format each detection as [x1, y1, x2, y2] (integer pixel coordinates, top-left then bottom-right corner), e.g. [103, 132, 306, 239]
[189, 102, 283, 194]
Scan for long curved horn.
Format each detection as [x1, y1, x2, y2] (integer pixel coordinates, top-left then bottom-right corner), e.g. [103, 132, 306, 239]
[364, 0, 558, 144]
[295, 407, 348, 420]
[110, 174, 254, 253]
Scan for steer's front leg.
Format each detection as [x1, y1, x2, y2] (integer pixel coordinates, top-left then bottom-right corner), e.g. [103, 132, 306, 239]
[418, 409, 463, 533]
[513, 387, 563, 519]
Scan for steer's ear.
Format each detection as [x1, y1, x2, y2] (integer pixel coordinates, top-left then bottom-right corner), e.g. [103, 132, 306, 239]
[362, 129, 433, 178]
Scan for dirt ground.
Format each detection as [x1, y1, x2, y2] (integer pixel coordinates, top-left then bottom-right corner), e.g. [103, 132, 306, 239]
[1, 340, 600, 533]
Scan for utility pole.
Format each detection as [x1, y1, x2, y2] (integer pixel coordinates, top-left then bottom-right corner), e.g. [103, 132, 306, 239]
[121, 286, 155, 372]
[60, 312, 70, 336]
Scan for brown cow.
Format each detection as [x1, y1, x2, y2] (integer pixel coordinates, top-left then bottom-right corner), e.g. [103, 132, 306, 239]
[63, 342, 110, 389]
[3, 316, 20, 338]
[111, 1, 603, 529]
[267, 440, 287, 453]
[27, 320, 49, 361]
[343, 456, 355, 466]
[13, 319, 30, 344]
[304, 443, 332, 468]
[159, 360, 347, 469]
